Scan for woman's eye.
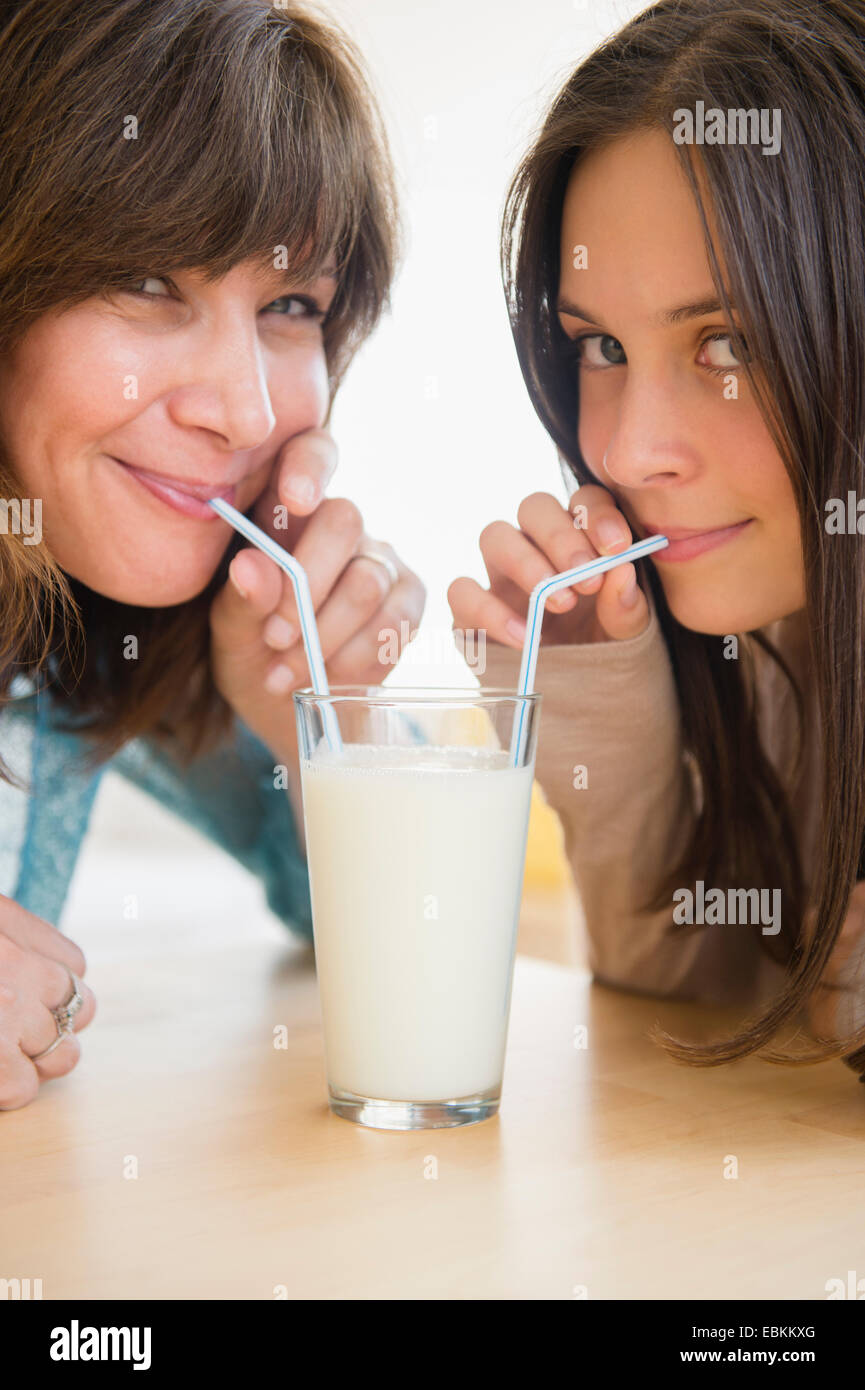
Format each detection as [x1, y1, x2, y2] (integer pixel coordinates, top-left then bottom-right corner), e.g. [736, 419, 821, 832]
[130, 276, 173, 298]
[264, 294, 326, 320]
[122, 282, 325, 319]
[576, 334, 627, 368]
[700, 333, 747, 370]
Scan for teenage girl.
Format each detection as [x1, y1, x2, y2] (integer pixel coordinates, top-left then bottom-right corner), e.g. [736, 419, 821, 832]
[449, 0, 865, 1082]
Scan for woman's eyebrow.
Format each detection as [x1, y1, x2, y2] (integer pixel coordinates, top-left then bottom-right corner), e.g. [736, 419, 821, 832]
[297, 263, 339, 283]
[555, 294, 734, 324]
[271, 262, 338, 289]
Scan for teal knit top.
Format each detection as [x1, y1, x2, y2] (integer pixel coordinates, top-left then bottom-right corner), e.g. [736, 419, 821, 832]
[0, 674, 313, 940]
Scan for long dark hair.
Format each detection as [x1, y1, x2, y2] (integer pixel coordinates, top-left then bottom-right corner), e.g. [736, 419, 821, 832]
[501, 0, 865, 1078]
[0, 0, 400, 778]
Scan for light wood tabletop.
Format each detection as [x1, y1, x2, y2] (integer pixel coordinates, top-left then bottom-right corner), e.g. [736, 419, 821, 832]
[2, 848, 864, 1300]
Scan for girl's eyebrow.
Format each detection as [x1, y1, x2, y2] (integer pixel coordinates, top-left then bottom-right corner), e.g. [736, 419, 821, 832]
[555, 294, 735, 325]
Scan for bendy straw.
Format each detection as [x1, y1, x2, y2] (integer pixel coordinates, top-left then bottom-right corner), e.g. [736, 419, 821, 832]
[208, 496, 343, 755]
[509, 534, 670, 767]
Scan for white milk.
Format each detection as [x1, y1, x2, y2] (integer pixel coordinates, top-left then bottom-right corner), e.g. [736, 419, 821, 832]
[300, 741, 535, 1102]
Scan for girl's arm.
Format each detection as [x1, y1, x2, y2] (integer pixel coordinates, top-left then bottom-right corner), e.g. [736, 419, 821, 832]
[479, 588, 786, 1008]
[110, 717, 313, 943]
[450, 485, 787, 1007]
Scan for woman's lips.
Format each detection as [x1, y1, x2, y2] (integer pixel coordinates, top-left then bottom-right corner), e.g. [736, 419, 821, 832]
[651, 519, 753, 562]
[111, 457, 236, 520]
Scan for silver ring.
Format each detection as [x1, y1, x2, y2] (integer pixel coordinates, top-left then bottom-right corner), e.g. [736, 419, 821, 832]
[30, 970, 83, 1062]
[344, 546, 399, 590]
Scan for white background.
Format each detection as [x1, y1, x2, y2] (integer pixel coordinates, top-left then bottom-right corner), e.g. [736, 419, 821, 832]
[320, 0, 645, 684]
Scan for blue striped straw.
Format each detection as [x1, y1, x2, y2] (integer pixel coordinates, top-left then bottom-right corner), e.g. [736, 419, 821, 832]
[508, 534, 670, 767]
[208, 496, 344, 755]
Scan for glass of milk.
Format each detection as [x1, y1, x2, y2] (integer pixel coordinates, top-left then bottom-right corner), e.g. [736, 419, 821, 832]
[293, 686, 541, 1130]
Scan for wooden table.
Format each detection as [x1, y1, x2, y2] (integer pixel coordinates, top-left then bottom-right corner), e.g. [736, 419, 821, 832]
[2, 885, 864, 1301]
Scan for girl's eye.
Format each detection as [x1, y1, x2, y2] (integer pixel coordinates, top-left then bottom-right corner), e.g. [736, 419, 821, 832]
[574, 334, 627, 368]
[699, 333, 748, 371]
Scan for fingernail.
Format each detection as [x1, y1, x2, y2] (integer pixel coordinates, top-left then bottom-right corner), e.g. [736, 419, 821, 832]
[597, 518, 628, 551]
[620, 576, 640, 607]
[549, 589, 575, 611]
[264, 664, 295, 695]
[284, 477, 316, 507]
[230, 568, 249, 599]
[506, 617, 527, 641]
[263, 614, 298, 649]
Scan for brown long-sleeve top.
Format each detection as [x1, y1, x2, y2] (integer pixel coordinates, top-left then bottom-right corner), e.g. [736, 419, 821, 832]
[479, 582, 822, 1012]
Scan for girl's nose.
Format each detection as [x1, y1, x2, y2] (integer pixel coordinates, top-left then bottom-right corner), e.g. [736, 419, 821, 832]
[601, 373, 699, 489]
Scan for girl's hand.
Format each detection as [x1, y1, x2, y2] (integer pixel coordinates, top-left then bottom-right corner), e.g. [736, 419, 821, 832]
[209, 427, 426, 763]
[447, 484, 650, 650]
[0, 893, 97, 1110]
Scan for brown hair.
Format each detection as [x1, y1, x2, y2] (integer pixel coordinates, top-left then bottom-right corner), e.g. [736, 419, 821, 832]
[0, 0, 400, 778]
[501, 0, 865, 1079]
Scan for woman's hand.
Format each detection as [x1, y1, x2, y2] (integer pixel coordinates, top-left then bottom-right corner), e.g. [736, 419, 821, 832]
[209, 427, 426, 765]
[448, 484, 650, 650]
[0, 894, 97, 1110]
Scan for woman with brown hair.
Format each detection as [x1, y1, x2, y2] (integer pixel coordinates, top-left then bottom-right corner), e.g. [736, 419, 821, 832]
[450, 0, 865, 1082]
[0, 0, 423, 1108]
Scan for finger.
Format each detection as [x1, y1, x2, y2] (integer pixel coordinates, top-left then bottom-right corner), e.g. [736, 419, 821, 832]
[253, 428, 339, 537]
[5, 1017, 82, 1102]
[20, 953, 96, 1046]
[263, 570, 425, 691]
[447, 575, 528, 651]
[592, 560, 650, 640]
[26, 1026, 81, 1081]
[566, 482, 634, 557]
[0, 896, 86, 977]
[261, 497, 364, 640]
[0, 1041, 41, 1109]
[481, 519, 580, 616]
[327, 574, 427, 682]
[211, 545, 284, 655]
[516, 491, 604, 597]
[5, 956, 95, 1097]
[268, 546, 396, 661]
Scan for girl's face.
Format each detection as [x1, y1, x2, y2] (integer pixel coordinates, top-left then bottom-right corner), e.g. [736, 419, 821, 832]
[558, 126, 805, 633]
[0, 258, 337, 605]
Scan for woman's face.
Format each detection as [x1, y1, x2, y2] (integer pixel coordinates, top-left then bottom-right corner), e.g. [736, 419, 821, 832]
[557, 126, 805, 634]
[0, 257, 337, 605]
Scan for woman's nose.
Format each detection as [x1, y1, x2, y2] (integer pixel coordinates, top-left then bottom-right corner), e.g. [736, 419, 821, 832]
[168, 330, 277, 450]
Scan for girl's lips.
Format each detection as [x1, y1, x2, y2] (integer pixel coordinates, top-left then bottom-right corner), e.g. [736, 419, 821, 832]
[111, 457, 236, 520]
[652, 518, 753, 562]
